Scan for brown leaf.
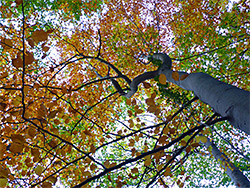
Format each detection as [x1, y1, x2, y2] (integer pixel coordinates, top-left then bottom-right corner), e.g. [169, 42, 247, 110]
[27, 38, 35, 47]
[48, 110, 58, 119]
[180, 73, 189, 81]
[15, 0, 23, 6]
[43, 46, 50, 52]
[12, 54, 23, 69]
[31, 30, 48, 43]
[1, 38, 12, 50]
[142, 81, 151, 89]
[172, 71, 179, 81]
[25, 52, 34, 65]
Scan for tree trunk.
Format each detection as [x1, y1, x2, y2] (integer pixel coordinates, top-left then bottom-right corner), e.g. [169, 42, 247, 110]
[124, 53, 250, 135]
[202, 136, 250, 187]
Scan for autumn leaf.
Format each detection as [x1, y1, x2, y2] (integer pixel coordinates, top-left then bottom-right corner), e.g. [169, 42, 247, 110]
[43, 46, 50, 52]
[144, 156, 152, 166]
[1, 38, 12, 50]
[0, 72, 8, 79]
[42, 182, 52, 188]
[27, 38, 35, 47]
[196, 136, 208, 143]
[31, 30, 48, 43]
[180, 73, 189, 80]
[48, 110, 58, 119]
[131, 168, 139, 174]
[172, 71, 179, 81]
[159, 74, 167, 85]
[142, 81, 151, 88]
[37, 104, 47, 118]
[12, 54, 23, 69]
[34, 165, 43, 176]
[90, 144, 96, 153]
[25, 52, 34, 65]
[15, 0, 23, 6]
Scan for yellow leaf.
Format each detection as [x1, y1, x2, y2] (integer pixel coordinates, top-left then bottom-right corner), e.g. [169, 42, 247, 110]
[0, 177, 7, 187]
[159, 74, 167, 85]
[180, 73, 189, 80]
[34, 165, 43, 176]
[144, 156, 151, 166]
[172, 71, 179, 81]
[196, 136, 207, 143]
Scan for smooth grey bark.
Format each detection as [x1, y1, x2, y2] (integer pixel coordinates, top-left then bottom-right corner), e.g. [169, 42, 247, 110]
[123, 53, 250, 135]
[202, 136, 250, 187]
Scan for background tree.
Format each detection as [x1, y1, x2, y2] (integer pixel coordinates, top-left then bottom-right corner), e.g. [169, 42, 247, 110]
[0, 0, 249, 188]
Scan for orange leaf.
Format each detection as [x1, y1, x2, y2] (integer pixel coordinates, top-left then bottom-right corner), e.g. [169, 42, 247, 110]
[180, 73, 189, 81]
[159, 74, 167, 85]
[0, 72, 8, 79]
[172, 71, 179, 81]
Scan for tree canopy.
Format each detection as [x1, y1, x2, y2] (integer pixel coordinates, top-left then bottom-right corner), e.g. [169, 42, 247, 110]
[0, 0, 249, 187]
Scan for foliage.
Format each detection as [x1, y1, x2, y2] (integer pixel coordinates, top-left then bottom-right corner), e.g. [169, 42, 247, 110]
[0, 0, 249, 187]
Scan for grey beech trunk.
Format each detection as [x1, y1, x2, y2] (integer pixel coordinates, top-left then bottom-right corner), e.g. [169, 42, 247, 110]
[124, 53, 250, 135]
[202, 136, 250, 187]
